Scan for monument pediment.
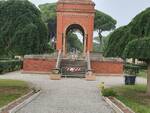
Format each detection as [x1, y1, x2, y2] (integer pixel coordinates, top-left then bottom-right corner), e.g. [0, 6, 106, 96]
[58, 0, 95, 5]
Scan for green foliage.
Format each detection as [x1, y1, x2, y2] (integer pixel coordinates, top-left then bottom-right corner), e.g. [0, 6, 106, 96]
[111, 85, 150, 113]
[101, 89, 117, 97]
[0, 60, 23, 74]
[105, 26, 137, 57]
[67, 32, 83, 52]
[124, 63, 141, 75]
[129, 8, 150, 38]
[39, 3, 56, 39]
[93, 35, 110, 52]
[0, 0, 49, 57]
[94, 10, 117, 52]
[0, 79, 29, 107]
[124, 37, 150, 62]
[94, 10, 116, 32]
[138, 70, 147, 78]
[39, 3, 56, 23]
[105, 8, 150, 59]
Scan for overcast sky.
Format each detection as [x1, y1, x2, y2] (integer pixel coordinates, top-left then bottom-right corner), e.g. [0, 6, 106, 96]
[29, 0, 150, 28]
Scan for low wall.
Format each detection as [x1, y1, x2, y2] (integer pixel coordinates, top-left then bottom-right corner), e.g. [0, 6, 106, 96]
[23, 56, 123, 75]
[23, 57, 56, 73]
[91, 60, 123, 75]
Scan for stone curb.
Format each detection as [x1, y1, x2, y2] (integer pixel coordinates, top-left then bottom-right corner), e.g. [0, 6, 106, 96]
[102, 96, 135, 113]
[8, 90, 42, 113]
[113, 97, 135, 113]
[102, 96, 123, 113]
[0, 91, 33, 113]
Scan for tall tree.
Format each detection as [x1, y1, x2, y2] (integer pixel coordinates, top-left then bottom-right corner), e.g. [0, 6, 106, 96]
[105, 8, 150, 58]
[93, 35, 110, 52]
[124, 8, 150, 94]
[105, 7, 150, 94]
[94, 10, 117, 52]
[66, 32, 83, 53]
[124, 38, 150, 93]
[39, 3, 56, 41]
[105, 26, 137, 57]
[0, 0, 49, 57]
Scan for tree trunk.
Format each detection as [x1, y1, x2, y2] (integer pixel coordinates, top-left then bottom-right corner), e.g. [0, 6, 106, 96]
[147, 63, 150, 94]
[132, 58, 136, 64]
[99, 36, 102, 49]
[98, 30, 103, 52]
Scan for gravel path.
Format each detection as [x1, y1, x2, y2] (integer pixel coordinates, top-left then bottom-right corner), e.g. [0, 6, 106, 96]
[0, 71, 146, 113]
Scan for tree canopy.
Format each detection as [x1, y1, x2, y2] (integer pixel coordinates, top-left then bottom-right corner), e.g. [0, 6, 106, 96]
[66, 32, 83, 52]
[105, 7, 150, 93]
[129, 7, 150, 38]
[105, 8, 150, 58]
[94, 10, 117, 52]
[94, 10, 116, 33]
[0, 0, 49, 57]
[124, 37, 150, 62]
[123, 8, 150, 62]
[105, 26, 137, 57]
[39, 3, 56, 40]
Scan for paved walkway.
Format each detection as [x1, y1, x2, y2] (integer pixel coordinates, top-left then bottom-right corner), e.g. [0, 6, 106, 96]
[0, 72, 146, 113]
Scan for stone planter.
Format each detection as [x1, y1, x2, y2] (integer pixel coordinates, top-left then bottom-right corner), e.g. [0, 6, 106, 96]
[124, 75, 136, 85]
[50, 74, 61, 80]
[85, 75, 96, 81]
[85, 71, 96, 81]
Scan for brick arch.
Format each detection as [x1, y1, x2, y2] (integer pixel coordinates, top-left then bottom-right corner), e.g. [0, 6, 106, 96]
[64, 24, 87, 54]
[56, 0, 95, 55]
[64, 23, 87, 36]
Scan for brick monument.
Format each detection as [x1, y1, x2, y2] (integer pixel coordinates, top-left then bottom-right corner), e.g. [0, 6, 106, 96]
[23, 0, 123, 78]
[56, 0, 95, 56]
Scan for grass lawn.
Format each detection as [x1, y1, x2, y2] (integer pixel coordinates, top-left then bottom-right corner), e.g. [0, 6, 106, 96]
[110, 85, 150, 113]
[0, 79, 30, 107]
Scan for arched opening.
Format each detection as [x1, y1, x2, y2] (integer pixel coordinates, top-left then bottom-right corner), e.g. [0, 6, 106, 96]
[65, 24, 86, 55]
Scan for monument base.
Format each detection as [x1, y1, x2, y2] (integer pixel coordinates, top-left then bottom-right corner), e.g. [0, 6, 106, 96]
[50, 74, 61, 80]
[85, 71, 96, 81]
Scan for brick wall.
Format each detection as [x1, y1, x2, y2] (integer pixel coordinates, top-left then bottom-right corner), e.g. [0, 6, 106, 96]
[23, 58, 123, 75]
[91, 60, 123, 75]
[23, 58, 56, 73]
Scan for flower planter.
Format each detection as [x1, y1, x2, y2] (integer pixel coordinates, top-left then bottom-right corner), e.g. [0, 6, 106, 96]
[124, 75, 136, 85]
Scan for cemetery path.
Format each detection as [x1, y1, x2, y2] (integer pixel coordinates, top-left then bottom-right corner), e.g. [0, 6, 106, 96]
[0, 71, 146, 113]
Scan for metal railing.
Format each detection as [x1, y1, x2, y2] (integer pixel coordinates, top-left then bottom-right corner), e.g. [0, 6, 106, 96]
[55, 50, 62, 69]
[86, 51, 92, 71]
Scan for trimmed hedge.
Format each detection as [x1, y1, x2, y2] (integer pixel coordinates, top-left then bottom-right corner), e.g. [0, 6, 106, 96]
[0, 60, 23, 74]
[124, 63, 147, 75]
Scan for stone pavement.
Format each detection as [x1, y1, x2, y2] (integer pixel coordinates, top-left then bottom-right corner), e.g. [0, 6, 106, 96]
[0, 71, 146, 113]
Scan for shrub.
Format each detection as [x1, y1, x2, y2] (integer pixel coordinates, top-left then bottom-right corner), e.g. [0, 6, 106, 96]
[0, 60, 23, 74]
[101, 89, 117, 97]
[124, 63, 141, 75]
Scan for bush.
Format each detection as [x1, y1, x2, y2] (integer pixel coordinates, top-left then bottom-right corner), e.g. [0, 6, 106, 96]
[0, 60, 23, 74]
[124, 63, 141, 75]
[101, 89, 117, 97]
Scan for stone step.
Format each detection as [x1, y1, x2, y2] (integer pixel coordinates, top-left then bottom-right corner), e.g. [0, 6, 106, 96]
[60, 59, 87, 66]
[60, 59, 87, 77]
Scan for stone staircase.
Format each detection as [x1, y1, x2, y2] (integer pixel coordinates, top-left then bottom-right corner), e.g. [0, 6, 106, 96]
[60, 59, 87, 78]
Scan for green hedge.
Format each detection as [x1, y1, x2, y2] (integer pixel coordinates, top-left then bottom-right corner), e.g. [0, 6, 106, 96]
[0, 60, 23, 74]
[124, 63, 147, 75]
